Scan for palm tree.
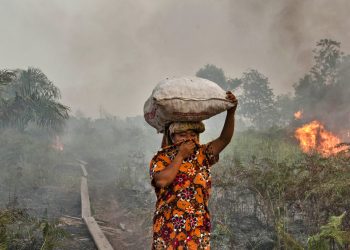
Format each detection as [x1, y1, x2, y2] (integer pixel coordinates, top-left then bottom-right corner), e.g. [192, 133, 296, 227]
[0, 69, 16, 124]
[0, 67, 70, 132]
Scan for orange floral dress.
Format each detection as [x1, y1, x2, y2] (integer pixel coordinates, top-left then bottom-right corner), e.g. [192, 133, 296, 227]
[149, 142, 219, 250]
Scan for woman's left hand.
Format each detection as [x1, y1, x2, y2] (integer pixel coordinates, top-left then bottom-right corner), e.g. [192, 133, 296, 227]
[226, 91, 238, 112]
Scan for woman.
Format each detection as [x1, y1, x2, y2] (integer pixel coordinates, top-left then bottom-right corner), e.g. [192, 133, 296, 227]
[149, 91, 238, 249]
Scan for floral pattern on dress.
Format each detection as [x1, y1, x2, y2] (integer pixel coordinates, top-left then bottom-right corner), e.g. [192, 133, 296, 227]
[150, 141, 218, 250]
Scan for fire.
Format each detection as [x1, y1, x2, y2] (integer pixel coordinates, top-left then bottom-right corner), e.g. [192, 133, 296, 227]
[295, 120, 347, 156]
[294, 110, 302, 120]
[52, 135, 64, 151]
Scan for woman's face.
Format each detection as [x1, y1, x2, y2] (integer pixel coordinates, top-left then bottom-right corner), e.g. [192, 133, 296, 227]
[172, 130, 199, 144]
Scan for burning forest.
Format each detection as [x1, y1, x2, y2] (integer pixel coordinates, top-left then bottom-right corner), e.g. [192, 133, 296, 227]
[1, 1, 350, 249]
[1, 38, 349, 250]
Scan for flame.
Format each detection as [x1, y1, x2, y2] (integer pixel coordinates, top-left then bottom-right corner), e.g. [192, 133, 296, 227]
[52, 135, 64, 151]
[295, 120, 347, 156]
[294, 110, 302, 120]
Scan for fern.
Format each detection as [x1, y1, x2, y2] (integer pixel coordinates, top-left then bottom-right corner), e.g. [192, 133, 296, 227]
[308, 212, 350, 249]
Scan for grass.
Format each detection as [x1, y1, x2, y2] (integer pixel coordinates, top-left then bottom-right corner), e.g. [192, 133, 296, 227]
[0, 208, 67, 250]
[211, 129, 350, 248]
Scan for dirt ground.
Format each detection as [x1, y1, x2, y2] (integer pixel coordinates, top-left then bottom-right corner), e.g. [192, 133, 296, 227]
[90, 181, 154, 250]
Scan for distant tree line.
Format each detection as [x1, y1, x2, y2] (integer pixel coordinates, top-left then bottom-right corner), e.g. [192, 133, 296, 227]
[196, 39, 350, 133]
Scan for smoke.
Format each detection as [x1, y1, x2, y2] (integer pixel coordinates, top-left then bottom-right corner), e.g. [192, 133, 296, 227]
[271, 0, 350, 85]
[0, 0, 350, 117]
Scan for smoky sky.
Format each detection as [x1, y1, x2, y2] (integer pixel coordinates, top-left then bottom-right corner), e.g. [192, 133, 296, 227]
[1, 0, 350, 117]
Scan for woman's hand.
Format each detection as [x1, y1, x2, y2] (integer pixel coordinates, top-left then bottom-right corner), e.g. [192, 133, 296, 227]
[226, 91, 238, 113]
[204, 91, 238, 158]
[178, 140, 196, 159]
[153, 140, 195, 188]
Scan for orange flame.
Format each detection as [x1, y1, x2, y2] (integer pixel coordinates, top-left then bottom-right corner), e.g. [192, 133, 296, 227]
[52, 135, 64, 151]
[295, 120, 346, 156]
[294, 110, 302, 120]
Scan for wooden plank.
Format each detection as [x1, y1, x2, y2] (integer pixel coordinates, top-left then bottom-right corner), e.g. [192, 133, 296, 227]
[80, 164, 88, 177]
[62, 215, 107, 225]
[81, 177, 91, 218]
[78, 159, 114, 249]
[62, 215, 83, 221]
[77, 159, 88, 165]
[83, 216, 114, 250]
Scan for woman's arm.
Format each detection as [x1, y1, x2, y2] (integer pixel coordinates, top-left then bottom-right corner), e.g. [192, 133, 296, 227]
[207, 91, 238, 156]
[153, 141, 195, 188]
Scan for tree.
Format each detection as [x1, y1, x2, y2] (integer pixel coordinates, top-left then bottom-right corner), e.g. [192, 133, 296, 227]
[293, 39, 349, 133]
[226, 78, 242, 91]
[293, 39, 343, 117]
[311, 39, 343, 85]
[196, 64, 227, 89]
[196, 64, 242, 91]
[275, 93, 296, 127]
[0, 67, 70, 132]
[238, 69, 277, 130]
[0, 70, 16, 124]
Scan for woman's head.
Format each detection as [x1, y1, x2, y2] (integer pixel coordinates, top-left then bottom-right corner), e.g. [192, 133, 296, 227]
[172, 130, 199, 144]
[168, 121, 205, 144]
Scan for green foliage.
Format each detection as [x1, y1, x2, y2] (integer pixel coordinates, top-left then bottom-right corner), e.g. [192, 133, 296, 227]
[0, 128, 64, 192]
[197, 39, 350, 133]
[294, 39, 342, 104]
[293, 39, 350, 134]
[311, 39, 343, 84]
[196, 64, 227, 89]
[0, 127, 77, 248]
[196, 64, 241, 91]
[0, 209, 28, 249]
[1, 38, 348, 249]
[0, 209, 67, 249]
[275, 93, 296, 127]
[0, 70, 15, 87]
[0, 67, 69, 132]
[308, 212, 350, 249]
[213, 130, 350, 248]
[237, 69, 278, 130]
[40, 219, 68, 250]
[276, 218, 304, 250]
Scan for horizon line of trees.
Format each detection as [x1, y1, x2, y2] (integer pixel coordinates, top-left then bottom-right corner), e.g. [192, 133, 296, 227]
[196, 39, 350, 135]
[1, 38, 349, 137]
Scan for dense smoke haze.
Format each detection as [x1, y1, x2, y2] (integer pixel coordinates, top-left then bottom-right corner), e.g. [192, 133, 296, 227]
[1, 0, 350, 117]
[1, 1, 350, 248]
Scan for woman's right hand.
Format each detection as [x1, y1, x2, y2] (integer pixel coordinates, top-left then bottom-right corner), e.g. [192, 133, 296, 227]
[178, 140, 196, 159]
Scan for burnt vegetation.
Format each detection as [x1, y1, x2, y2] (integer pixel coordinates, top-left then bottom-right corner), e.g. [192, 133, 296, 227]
[0, 39, 349, 249]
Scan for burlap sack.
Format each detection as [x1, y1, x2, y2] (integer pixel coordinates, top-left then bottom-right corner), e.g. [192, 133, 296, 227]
[144, 76, 235, 132]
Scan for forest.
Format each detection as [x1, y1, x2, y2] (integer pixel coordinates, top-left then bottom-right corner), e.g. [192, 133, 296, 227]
[0, 39, 349, 249]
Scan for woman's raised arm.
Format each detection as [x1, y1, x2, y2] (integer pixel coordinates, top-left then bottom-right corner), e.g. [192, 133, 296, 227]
[207, 91, 238, 156]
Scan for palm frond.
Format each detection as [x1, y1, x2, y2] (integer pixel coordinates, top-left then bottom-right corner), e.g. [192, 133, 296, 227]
[0, 67, 70, 132]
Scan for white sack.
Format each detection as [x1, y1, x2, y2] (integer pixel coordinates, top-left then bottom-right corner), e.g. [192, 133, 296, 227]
[144, 76, 235, 132]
